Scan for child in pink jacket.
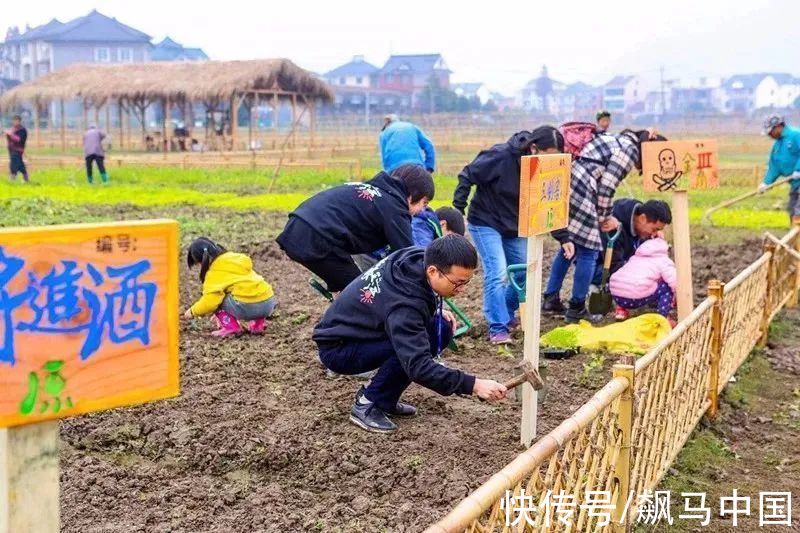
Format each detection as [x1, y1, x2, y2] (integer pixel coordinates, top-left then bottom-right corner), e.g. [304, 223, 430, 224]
[609, 238, 677, 326]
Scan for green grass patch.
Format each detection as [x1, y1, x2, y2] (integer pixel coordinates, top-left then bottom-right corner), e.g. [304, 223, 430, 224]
[723, 355, 774, 409]
[2, 164, 794, 230]
[661, 429, 736, 495]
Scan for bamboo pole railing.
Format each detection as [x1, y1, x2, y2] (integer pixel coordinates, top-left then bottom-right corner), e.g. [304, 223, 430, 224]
[426, 222, 800, 533]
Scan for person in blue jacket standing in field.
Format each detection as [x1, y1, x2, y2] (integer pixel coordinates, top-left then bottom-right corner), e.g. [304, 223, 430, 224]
[759, 114, 800, 222]
[379, 114, 436, 173]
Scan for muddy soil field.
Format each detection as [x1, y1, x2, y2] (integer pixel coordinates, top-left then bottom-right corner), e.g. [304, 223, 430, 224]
[58, 211, 764, 533]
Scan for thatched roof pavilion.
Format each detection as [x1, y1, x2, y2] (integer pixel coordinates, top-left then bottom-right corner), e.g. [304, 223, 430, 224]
[0, 59, 333, 152]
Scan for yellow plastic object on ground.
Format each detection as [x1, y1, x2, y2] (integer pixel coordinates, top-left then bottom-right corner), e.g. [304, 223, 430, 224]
[540, 313, 672, 355]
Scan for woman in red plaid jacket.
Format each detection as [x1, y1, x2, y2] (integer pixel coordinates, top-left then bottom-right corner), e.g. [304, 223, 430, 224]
[544, 128, 666, 322]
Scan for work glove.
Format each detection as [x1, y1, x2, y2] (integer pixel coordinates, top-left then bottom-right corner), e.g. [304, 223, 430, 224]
[757, 183, 768, 194]
[792, 171, 800, 181]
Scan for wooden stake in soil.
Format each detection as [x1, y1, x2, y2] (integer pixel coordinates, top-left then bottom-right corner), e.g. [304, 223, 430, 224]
[672, 190, 694, 321]
[518, 153, 571, 446]
[521, 235, 543, 446]
[0, 421, 59, 533]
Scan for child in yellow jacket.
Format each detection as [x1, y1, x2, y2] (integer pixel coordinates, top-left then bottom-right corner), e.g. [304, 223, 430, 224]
[182, 237, 276, 336]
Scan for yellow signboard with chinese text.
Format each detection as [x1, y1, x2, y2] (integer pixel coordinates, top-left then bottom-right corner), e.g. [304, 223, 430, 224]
[518, 154, 571, 237]
[0, 220, 179, 427]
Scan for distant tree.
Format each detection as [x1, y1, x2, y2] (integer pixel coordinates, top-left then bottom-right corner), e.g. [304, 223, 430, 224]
[483, 99, 498, 112]
[420, 75, 459, 113]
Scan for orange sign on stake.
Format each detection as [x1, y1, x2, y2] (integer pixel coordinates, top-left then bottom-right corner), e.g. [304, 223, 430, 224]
[0, 220, 180, 428]
[518, 153, 571, 237]
[642, 139, 719, 192]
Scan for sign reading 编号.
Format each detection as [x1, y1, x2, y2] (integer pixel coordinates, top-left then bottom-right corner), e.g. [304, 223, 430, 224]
[518, 153, 571, 237]
[642, 139, 719, 192]
[0, 220, 179, 427]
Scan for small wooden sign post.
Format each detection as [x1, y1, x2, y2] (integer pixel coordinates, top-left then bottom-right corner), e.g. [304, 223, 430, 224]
[518, 153, 571, 446]
[0, 220, 180, 533]
[642, 139, 719, 320]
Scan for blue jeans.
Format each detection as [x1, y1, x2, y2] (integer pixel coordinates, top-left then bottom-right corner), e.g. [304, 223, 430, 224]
[545, 243, 600, 305]
[468, 224, 527, 335]
[317, 315, 453, 410]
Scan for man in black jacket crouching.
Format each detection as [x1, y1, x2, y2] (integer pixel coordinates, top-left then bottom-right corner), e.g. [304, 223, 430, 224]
[313, 235, 507, 433]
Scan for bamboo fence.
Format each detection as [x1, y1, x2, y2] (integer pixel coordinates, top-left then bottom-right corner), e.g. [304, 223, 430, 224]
[427, 224, 800, 533]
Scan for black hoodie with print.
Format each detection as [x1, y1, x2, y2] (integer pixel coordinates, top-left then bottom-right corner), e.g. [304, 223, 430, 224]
[313, 247, 476, 396]
[277, 171, 414, 260]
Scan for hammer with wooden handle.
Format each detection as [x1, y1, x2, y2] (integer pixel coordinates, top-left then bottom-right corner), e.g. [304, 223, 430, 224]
[502, 360, 544, 391]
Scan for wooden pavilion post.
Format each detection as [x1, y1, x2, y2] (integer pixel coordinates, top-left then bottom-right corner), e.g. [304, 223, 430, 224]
[164, 97, 172, 153]
[59, 99, 66, 153]
[32, 102, 40, 148]
[272, 92, 278, 149]
[230, 93, 239, 151]
[104, 103, 110, 135]
[309, 97, 316, 150]
[117, 99, 124, 150]
[93, 105, 100, 129]
[81, 101, 88, 145]
[125, 106, 133, 151]
[248, 93, 255, 151]
[290, 93, 297, 152]
[183, 100, 193, 149]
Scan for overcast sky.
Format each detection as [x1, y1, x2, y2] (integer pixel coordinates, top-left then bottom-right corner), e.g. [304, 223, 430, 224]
[6, 0, 799, 94]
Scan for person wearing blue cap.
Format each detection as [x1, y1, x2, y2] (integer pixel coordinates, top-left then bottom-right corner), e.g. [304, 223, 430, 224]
[758, 114, 800, 222]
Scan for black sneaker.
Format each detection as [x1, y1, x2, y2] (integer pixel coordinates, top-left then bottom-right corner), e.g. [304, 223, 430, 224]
[542, 292, 565, 313]
[355, 385, 415, 417]
[350, 389, 397, 433]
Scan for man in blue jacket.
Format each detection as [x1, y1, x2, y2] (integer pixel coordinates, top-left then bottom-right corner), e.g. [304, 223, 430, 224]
[313, 235, 507, 433]
[379, 114, 436, 173]
[759, 114, 800, 222]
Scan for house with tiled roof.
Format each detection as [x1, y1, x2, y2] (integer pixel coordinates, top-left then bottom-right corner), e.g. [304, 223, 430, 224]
[151, 37, 208, 62]
[0, 10, 152, 82]
[721, 73, 800, 112]
[324, 55, 379, 89]
[0, 10, 208, 83]
[375, 54, 451, 107]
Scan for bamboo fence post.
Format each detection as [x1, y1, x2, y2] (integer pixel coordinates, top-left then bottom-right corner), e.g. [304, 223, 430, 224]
[789, 218, 800, 308]
[758, 241, 777, 347]
[611, 363, 634, 532]
[707, 279, 724, 419]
